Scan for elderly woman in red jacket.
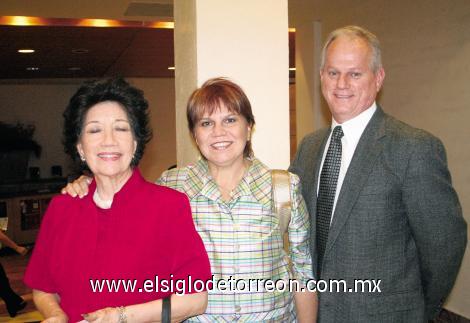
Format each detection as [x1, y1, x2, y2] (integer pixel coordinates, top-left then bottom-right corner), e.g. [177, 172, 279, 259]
[25, 78, 211, 323]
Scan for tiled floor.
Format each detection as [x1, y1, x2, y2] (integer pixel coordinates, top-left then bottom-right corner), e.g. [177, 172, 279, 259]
[0, 247, 468, 323]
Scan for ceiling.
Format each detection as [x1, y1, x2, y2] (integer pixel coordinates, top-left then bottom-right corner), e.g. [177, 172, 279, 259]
[1, 24, 295, 80]
[0, 24, 175, 79]
[0, 1, 295, 80]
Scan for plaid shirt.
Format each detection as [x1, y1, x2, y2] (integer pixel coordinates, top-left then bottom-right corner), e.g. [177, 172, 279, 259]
[158, 158, 313, 322]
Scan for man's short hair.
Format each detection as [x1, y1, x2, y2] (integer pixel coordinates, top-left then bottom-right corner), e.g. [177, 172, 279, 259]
[320, 25, 383, 73]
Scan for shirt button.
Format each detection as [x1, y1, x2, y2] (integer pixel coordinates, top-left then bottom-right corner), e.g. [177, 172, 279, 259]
[235, 305, 241, 313]
[234, 244, 240, 251]
[233, 266, 239, 273]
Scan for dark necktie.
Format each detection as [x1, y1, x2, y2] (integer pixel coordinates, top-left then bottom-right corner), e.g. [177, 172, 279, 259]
[317, 126, 343, 271]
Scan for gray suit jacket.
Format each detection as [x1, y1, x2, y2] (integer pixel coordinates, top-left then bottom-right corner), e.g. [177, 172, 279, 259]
[290, 107, 467, 322]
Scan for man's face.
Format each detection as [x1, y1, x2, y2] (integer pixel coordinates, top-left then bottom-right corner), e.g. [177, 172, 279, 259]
[320, 36, 385, 123]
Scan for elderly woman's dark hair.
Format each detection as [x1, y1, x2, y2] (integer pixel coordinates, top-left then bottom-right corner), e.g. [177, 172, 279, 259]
[63, 78, 152, 168]
[187, 77, 256, 158]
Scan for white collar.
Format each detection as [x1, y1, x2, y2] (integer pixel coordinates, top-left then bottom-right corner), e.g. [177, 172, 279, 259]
[332, 102, 377, 144]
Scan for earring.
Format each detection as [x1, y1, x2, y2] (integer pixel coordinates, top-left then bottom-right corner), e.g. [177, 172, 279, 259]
[80, 155, 85, 162]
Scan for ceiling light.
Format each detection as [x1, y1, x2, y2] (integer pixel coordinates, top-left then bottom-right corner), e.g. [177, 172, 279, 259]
[18, 49, 35, 53]
[71, 48, 89, 54]
[26, 67, 39, 71]
[79, 19, 116, 28]
[0, 15, 173, 29]
[3, 16, 42, 26]
[146, 21, 174, 29]
[168, 66, 175, 70]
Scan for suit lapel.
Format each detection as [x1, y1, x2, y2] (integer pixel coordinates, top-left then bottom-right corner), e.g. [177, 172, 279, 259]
[310, 130, 330, 217]
[323, 107, 387, 259]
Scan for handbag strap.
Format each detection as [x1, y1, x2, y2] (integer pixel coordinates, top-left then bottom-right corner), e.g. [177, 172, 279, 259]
[271, 169, 292, 237]
[162, 296, 171, 323]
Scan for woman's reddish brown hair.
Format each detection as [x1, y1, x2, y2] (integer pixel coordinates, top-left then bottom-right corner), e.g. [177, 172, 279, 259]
[186, 77, 255, 158]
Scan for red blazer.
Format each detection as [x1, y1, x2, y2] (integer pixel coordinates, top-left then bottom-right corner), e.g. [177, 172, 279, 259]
[25, 169, 211, 322]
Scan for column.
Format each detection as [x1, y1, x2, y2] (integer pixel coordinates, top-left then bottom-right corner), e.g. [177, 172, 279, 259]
[294, 20, 329, 144]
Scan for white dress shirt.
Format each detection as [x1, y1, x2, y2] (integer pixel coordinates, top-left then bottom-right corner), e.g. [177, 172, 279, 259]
[317, 102, 377, 223]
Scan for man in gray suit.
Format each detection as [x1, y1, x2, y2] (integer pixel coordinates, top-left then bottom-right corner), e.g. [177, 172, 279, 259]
[289, 25, 467, 322]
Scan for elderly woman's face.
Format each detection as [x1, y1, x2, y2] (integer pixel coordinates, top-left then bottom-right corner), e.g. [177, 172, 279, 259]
[76, 101, 136, 179]
[194, 104, 251, 168]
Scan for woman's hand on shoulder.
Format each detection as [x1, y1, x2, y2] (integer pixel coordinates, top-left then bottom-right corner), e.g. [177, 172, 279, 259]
[61, 175, 92, 198]
[82, 307, 120, 322]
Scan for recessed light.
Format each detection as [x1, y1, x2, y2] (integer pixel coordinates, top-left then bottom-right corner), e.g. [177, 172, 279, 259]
[68, 67, 82, 71]
[18, 49, 35, 53]
[168, 66, 175, 70]
[71, 48, 89, 54]
[6, 16, 41, 26]
[26, 67, 39, 71]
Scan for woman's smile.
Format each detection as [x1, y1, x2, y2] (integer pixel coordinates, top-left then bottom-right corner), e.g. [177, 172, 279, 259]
[210, 141, 233, 150]
[97, 151, 122, 161]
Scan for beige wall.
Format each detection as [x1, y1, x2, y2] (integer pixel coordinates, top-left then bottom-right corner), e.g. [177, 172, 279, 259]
[289, 0, 470, 317]
[0, 78, 175, 182]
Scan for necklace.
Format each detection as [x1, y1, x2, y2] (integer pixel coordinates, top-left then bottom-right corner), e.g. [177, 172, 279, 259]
[218, 161, 251, 199]
[219, 186, 234, 197]
[93, 190, 113, 209]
